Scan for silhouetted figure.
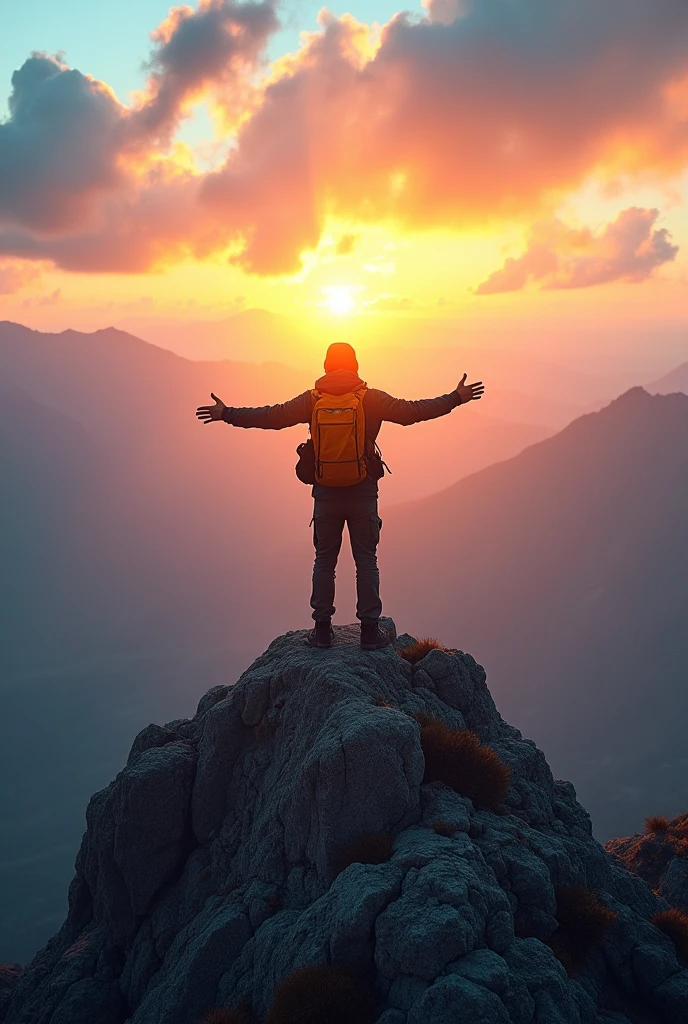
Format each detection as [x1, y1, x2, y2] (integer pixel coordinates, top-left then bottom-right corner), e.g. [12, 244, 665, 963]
[196, 342, 484, 649]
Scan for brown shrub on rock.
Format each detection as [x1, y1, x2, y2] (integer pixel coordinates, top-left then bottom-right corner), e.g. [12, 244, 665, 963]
[202, 1002, 252, 1024]
[398, 638, 451, 664]
[652, 908, 688, 963]
[667, 834, 688, 858]
[419, 716, 510, 810]
[335, 833, 394, 875]
[265, 964, 378, 1024]
[553, 885, 617, 970]
[645, 815, 670, 833]
[670, 812, 688, 834]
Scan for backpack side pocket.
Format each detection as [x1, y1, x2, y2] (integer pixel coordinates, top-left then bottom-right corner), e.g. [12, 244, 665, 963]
[295, 438, 315, 484]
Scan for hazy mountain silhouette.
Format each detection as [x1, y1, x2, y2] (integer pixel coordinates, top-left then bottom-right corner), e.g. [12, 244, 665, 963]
[0, 320, 307, 443]
[482, 389, 604, 429]
[650, 359, 688, 395]
[121, 309, 639, 428]
[0, 384, 117, 676]
[117, 308, 309, 366]
[0, 320, 317, 656]
[0, 320, 556, 545]
[379, 388, 688, 841]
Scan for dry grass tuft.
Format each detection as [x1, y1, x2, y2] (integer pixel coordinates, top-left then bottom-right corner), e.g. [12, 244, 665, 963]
[552, 885, 617, 971]
[202, 1002, 252, 1024]
[335, 833, 394, 875]
[652, 908, 688, 963]
[373, 697, 397, 710]
[670, 812, 688, 833]
[645, 815, 670, 833]
[419, 716, 510, 810]
[265, 964, 378, 1024]
[398, 638, 451, 664]
[431, 820, 459, 837]
[667, 834, 688, 858]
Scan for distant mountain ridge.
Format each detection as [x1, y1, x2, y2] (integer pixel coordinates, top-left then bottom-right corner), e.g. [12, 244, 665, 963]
[117, 309, 649, 429]
[650, 360, 688, 395]
[381, 387, 688, 840]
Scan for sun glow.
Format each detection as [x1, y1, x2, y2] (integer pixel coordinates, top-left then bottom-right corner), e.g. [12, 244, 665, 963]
[323, 285, 356, 316]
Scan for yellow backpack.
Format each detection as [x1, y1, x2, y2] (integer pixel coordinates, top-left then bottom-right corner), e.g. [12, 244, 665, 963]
[311, 387, 368, 487]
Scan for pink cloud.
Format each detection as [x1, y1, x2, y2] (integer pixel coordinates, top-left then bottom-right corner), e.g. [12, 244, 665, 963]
[0, 4, 279, 271]
[0, 259, 42, 294]
[0, 0, 687, 276]
[475, 208, 679, 294]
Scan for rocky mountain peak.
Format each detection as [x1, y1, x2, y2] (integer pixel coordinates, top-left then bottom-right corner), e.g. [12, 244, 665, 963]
[607, 814, 688, 911]
[3, 622, 687, 1024]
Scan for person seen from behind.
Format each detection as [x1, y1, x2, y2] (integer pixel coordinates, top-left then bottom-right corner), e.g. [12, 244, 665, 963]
[196, 342, 484, 650]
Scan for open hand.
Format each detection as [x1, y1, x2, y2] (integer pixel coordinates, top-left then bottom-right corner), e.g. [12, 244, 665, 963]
[196, 393, 227, 424]
[456, 374, 485, 403]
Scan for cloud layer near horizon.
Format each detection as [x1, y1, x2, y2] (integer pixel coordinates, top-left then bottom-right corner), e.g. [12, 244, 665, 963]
[0, 0, 687, 279]
[476, 208, 679, 294]
[0, 259, 41, 295]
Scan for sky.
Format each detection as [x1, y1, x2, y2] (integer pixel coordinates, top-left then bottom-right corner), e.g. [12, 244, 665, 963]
[1, 0, 688, 352]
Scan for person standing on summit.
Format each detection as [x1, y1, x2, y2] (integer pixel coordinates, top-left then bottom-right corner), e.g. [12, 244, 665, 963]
[196, 342, 484, 650]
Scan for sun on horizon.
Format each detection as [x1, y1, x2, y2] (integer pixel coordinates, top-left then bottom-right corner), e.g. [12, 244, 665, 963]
[322, 286, 356, 317]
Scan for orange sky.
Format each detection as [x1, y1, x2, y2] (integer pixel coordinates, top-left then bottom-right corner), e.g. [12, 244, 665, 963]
[1, 0, 687, 348]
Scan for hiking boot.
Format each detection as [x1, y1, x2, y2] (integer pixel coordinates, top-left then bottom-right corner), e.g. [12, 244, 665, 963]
[360, 621, 391, 650]
[308, 619, 334, 648]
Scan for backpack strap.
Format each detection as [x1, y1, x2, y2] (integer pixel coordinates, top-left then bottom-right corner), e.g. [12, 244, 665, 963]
[374, 440, 392, 475]
[308, 390, 321, 436]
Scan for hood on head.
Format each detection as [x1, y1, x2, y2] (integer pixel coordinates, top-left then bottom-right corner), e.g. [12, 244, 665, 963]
[324, 341, 358, 373]
[314, 369, 367, 396]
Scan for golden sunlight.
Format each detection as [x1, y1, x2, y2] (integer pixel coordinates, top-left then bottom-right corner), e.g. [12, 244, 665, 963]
[323, 285, 356, 316]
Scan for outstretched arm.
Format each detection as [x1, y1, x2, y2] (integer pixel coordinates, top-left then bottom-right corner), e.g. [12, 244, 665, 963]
[195, 391, 312, 429]
[375, 374, 484, 426]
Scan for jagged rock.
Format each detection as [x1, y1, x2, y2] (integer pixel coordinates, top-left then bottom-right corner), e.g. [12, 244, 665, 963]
[4, 620, 688, 1024]
[79, 739, 198, 944]
[660, 858, 688, 909]
[606, 813, 688, 910]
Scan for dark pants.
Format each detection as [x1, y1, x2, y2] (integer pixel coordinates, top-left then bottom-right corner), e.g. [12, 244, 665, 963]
[310, 493, 382, 622]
